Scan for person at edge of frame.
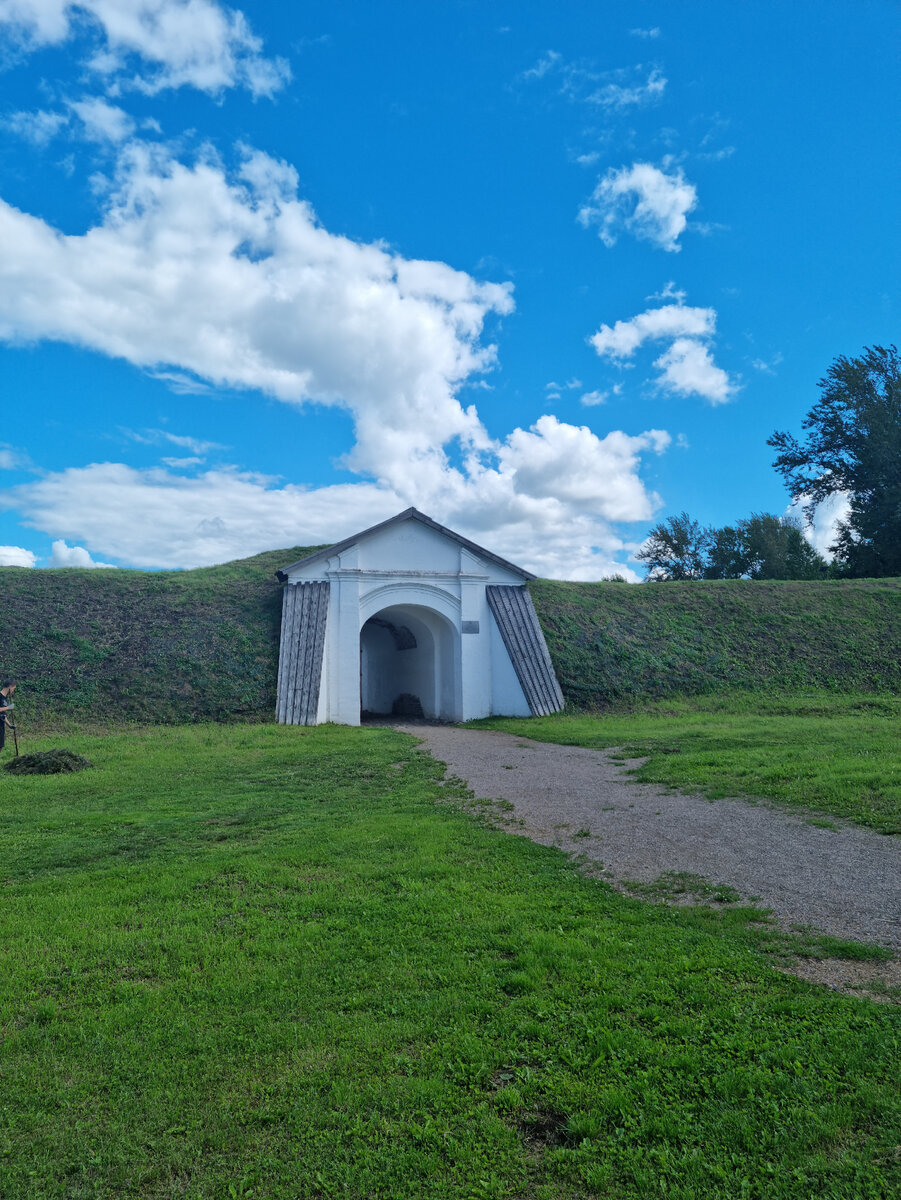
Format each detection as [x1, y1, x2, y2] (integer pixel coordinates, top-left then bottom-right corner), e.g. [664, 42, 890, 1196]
[0, 680, 16, 753]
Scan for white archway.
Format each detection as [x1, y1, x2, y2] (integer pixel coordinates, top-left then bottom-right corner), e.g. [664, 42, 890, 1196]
[360, 602, 460, 720]
[275, 507, 562, 725]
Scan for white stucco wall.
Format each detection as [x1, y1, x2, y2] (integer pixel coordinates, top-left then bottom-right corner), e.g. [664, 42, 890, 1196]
[283, 515, 534, 725]
[487, 608, 531, 717]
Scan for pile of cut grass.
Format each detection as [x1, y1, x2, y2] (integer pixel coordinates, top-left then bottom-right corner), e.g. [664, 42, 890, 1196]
[0, 723, 898, 1198]
[477, 691, 901, 833]
[4, 747, 93, 774]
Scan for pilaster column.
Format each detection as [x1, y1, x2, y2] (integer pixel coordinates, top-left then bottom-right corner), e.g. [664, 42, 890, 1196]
[459, 552, 491, 720]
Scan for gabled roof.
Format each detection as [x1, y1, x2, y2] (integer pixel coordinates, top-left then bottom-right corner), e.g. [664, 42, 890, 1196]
[275, 507, 536, 582]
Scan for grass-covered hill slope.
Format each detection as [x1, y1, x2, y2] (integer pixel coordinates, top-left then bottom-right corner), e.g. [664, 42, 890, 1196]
[0, 546, 323, 723]
[529, 576, 901, 706]
[1, 549, 899, 722]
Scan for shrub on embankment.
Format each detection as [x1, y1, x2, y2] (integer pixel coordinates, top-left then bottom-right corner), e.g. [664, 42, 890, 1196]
[0, 549, 899, 722]
[529, 576, 901, 707]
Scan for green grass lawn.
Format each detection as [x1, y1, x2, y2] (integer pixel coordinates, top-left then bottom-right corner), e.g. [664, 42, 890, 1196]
[477, 692, 901, 834]
[1, 723, 899, 1199]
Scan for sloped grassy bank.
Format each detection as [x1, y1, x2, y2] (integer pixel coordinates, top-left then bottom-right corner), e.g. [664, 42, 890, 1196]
[0, 546, 320, 723]
[529, 576, 901, 707]
[0, 548, 899, 723]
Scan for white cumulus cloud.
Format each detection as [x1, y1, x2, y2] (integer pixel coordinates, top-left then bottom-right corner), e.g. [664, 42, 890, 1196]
[787, 492, 851, 559]
[521, 54, 665, 115]
[590, 302, 736, 405]
[0, 141, 515, 495]
[2, 107, 68, 145]
[653, 338, 734, 405]
[590, 303, 716, 359]
[69, 96, 135, 141]
[4, 411, 670, 580]
[0, 139, 673, 579]
[0, 545, 36, 567]
[5, 464, 386, 570]
[0, 0, 289, 96]
[521, 49, 561, 81]
[496, 416, 668, 521]
[579, 162, 697, 252]
[50, 539, 117, 567]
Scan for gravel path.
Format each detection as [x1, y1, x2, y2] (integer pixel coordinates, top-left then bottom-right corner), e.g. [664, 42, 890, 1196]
[397, 724, 901, 952]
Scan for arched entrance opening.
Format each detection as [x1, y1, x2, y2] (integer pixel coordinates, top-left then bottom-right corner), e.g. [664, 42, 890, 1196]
[360, 603, 457, 720]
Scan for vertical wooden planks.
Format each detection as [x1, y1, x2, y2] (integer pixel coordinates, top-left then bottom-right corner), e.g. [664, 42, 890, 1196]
[276, 582, 297, 724]
[486, 585, 564, 716]
[275, 581, 330, 724]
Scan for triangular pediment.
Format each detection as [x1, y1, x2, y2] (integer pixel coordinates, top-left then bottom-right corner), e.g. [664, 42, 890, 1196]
[276, 508, 534, 581]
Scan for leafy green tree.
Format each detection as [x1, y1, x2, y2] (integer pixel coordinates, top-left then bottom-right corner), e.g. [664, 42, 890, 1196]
[741, 513, 826, 580]
[703, 514, 825, 580]
[704, 524, 753, 579]
[636, 512, 710, 581]
[642, 512, 826, 581]
[768, 345, 901, 576]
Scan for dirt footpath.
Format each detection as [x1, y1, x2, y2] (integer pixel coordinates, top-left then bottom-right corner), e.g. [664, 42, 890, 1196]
[398, 725, 901, 954]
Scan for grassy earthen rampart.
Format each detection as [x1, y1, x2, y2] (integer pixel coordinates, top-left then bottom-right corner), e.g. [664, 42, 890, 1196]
[1, 550, 898, 721]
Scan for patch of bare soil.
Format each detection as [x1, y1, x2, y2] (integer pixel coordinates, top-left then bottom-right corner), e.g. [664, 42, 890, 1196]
[778, 957, 901, 1004]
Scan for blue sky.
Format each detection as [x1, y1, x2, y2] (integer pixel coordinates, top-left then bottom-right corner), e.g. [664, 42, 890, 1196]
[0, 0, 897, 577]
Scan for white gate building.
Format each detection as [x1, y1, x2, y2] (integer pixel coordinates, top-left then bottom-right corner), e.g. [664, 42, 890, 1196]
[275, 508, 564, 726]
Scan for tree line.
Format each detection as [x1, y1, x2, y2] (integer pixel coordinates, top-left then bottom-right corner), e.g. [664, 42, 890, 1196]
[637, 511, 827, 581]
[637, 345, 900, 581]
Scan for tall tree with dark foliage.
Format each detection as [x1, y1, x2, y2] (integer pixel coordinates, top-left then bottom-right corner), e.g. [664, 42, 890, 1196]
[768, 346, 901, 577]
[703, 514, 824, 580]
[636, 512, 710, 581]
